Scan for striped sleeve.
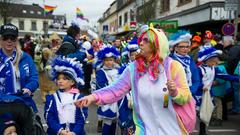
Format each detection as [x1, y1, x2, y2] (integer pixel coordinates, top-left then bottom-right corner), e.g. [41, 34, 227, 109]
[170, 60, 192, 105]
[92, 66, 131, 104]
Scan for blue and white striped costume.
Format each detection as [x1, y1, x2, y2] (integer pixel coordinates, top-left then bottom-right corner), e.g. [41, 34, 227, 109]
[44, 90, 87, 135]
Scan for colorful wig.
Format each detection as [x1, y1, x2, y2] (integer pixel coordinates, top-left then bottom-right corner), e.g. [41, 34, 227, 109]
[136, 24, 169, 81]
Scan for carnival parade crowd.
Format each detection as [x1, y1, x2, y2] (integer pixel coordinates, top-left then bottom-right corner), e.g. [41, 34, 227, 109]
[0, 22, 239, 135]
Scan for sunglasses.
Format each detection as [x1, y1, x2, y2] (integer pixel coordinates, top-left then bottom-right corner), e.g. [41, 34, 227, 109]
[2, 35, 17, 42]
[177, 46, 190, 49]
[141, 37, 149, 43]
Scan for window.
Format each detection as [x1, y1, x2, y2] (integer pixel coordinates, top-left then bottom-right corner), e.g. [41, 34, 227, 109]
[30, 11, 34, 14]
[178, 0, 191, 6]
[22, 10, 27, 13]
[37, 11, 41, 15]
[31, 21, 37, 31]
[110, 21, 114, 32]
[124, 12, 128, 24]
[103, 25, 108, 32]
[136, 1, 156, 23]
[43, 21, 48, 32]
[119, 15, 122, 27]
[130, 9, 135, 21]
[19, 20, 24, 30]
[160, 0, 170, 13]
[115, 19, 118, 29]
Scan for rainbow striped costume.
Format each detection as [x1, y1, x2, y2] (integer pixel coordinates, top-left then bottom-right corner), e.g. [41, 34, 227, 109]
[92, 57, 192, 135]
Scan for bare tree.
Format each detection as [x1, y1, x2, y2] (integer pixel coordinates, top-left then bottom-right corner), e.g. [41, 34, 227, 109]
[0, 0, 23, 24]
[136, 0, 156, 24]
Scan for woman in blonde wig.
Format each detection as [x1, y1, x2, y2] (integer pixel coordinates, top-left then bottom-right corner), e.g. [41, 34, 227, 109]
[76, 25, 194, 135]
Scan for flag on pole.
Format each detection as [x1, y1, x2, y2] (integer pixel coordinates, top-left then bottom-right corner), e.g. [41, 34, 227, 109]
[76, 7, 89, 22]
[44, 5, 57, 16]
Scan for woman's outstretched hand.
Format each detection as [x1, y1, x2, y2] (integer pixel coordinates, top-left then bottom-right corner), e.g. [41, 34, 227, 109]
[75, 94, 96, 107]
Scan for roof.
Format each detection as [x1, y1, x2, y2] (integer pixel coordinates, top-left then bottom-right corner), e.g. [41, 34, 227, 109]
[110, 0, 116, 6]
[0, 3, 54, 19]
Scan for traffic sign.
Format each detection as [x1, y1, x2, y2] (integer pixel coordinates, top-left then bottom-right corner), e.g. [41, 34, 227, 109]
[224, 0, 238, 11]
[130, 21, 137, 30]
[222, 23, 235, 35]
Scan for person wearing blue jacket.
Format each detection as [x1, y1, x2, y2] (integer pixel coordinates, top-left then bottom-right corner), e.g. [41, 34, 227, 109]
[56, 22, 93, 95]
[45, 92, 86, 135]
[95, 45, 120, 135]
[196, 46, 239, 135]
[44, 57, 87, 135]
[169, 30, 200, 95]
[56, 22, 86, 63]
[0, 23, 39, 112]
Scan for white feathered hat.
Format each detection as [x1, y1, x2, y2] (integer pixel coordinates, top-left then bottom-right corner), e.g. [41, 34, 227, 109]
[169, 30, 192, 48]
[50, 57, 85, 85]
[198, 46, 222, 62]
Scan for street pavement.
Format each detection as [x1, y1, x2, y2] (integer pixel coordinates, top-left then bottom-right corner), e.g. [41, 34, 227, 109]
[33, 89, 240, 135]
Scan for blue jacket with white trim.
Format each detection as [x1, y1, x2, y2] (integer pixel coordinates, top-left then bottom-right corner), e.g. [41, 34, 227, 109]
[44, 90, 87, 135]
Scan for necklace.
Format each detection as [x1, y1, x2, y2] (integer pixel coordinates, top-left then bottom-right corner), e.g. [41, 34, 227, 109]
[144, 62, 149, 68]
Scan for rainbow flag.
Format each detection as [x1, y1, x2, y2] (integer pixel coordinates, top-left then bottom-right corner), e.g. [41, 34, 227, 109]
[76, 7, 89, 22]
[44, 5, 57, 16]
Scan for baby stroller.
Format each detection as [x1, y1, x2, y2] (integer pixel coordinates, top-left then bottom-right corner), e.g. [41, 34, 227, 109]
[0, 93, 46, 135]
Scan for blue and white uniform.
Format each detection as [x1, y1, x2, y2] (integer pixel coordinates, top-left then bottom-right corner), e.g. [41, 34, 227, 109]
[44, 90, 87, 135]
[96, 66, 119, 122]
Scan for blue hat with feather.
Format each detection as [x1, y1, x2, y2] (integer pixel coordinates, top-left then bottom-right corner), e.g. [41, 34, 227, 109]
[96, 44, 120, 60]
[122, 37, 140, 57]
[127, 36, 139, 53]
[169, 30, 192, 47]
[50, 57, 85, 85]
[94, 44, 120, 69]
[198, 46, 222, 62]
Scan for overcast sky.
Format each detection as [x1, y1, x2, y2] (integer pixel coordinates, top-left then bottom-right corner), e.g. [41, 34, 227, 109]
[24, 0, 114, 27]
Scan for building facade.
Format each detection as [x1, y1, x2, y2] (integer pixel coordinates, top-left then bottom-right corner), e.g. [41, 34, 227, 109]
[0, 3, 63, 37]
[48, 14, 68, 36]
[98, 0, 137, 37]
[99, 0, 239, 36]
[156, 0, 239, 32]
[136, 0, 157, 24]
[116, 0, 137, 35]
[98, 1, 118, 37]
